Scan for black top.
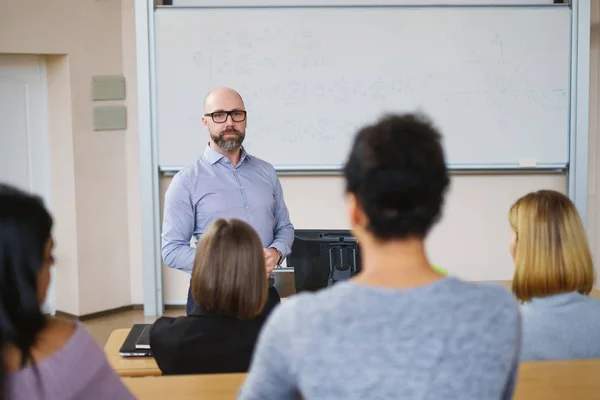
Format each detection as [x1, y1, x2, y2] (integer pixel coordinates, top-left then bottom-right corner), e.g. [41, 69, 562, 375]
[149, 289, 280, 375]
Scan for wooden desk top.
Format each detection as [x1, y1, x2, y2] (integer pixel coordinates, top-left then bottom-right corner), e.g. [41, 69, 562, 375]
[514, 358, 600, 399]
[104, 328, 161, 377]
[120, 358, 600, 399]
[123, 373, 246, 400]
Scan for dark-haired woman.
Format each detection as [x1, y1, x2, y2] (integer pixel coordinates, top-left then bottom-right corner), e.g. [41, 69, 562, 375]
[0, 184, 134, 399]
[239, 113, 521, 400]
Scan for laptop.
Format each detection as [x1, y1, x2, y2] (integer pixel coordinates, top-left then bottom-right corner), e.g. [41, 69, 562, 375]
[135, 325, 151, 349]
[119, 324, 153, 357]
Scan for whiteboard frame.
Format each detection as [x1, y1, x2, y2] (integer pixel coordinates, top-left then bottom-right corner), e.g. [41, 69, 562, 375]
[169, 1, 562, 7]
[136, 0, 590, 316]
[136, 0, 163, 316]
[568, 0, 590, 235]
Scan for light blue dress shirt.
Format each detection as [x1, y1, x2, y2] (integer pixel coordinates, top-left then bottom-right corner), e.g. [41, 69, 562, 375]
[161, 144, 294, 274]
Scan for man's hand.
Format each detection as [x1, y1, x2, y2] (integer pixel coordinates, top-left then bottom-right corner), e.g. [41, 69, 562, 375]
[263, 248, 279, 277]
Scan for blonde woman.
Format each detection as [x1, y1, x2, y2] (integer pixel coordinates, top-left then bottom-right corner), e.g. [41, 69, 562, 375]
[509, 189, 600, 361]
[149, 218, 277, 374]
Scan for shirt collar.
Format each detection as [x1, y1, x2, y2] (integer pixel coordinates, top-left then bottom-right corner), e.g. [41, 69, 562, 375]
[203, 143, 250, 166]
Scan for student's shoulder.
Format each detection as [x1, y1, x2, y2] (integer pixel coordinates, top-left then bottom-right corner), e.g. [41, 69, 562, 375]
[45, 316, 78, 340]
[268, 284, 354, 330]
[38, 317, 107, 366]
[148, 317, 188, 355]
[149, 315, 187, 336]
[443, 277, 511, 300]
[58, 318, 102, 349]
[35, 317, 80, 355]
[583, 294, 600, 309]
[264, 291, 317, 328]
[452, 278, 520, 319]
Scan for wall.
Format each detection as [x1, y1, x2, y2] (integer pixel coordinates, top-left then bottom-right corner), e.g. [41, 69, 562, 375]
[589, 0, 600, 285]
[0, 0, 133, 315]
[46, 55, 80, 314]
[122, 0, 144, 305]
[160, 173, 567, 304]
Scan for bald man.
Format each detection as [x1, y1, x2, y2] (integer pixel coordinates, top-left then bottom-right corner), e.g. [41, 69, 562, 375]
[161, 87, 295, 316]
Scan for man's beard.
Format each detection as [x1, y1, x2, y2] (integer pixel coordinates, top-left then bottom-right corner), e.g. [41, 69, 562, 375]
[212, 128, 245, 152]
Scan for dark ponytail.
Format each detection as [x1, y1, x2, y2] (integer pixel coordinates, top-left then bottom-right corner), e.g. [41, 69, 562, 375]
[0, 184, 53, 398]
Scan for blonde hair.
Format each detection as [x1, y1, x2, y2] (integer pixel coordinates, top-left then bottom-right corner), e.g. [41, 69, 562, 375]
[509, 190, 595, 302]
[191, 218, 267, 319]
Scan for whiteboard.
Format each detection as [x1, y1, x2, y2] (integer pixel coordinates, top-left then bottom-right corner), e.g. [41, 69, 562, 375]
[171, 1, 559, 6]
[155, 7, 571, 170]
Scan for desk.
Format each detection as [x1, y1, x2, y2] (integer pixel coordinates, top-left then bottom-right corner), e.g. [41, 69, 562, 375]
[514, 358, 600, 399]
[121, 359, 600, 399]
[104, 328, 161, 377]
[105, 323, 600, 397]
[123, 373, 246, 400]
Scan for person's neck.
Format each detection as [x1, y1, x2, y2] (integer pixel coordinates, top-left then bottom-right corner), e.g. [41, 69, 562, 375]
[210, 141, 241, 166]
[353, 236, 444, 289]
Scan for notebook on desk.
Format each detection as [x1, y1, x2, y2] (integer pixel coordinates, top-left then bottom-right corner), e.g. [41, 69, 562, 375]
[119, 324, 153, 357]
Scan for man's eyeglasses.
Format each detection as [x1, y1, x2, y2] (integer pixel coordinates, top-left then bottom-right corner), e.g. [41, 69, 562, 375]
[204, 110, 247, 123]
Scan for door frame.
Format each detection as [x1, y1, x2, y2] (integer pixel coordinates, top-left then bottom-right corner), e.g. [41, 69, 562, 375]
[0, 54, 54, 314]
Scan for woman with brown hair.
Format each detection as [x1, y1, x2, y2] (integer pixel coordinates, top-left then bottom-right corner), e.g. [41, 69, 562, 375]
[149, 218, 276, 374]
[509, 189, 600, 361]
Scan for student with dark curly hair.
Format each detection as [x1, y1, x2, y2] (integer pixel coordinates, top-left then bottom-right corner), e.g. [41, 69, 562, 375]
[239, 113, 521, 400]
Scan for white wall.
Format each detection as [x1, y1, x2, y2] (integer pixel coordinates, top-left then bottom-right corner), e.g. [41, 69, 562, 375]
[46, 55, 80, 315]
[0, 0, 133, 315]
[122, 0, 144, 305]
[588, 0, 600, 285]
[160, 173, 566, 304]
